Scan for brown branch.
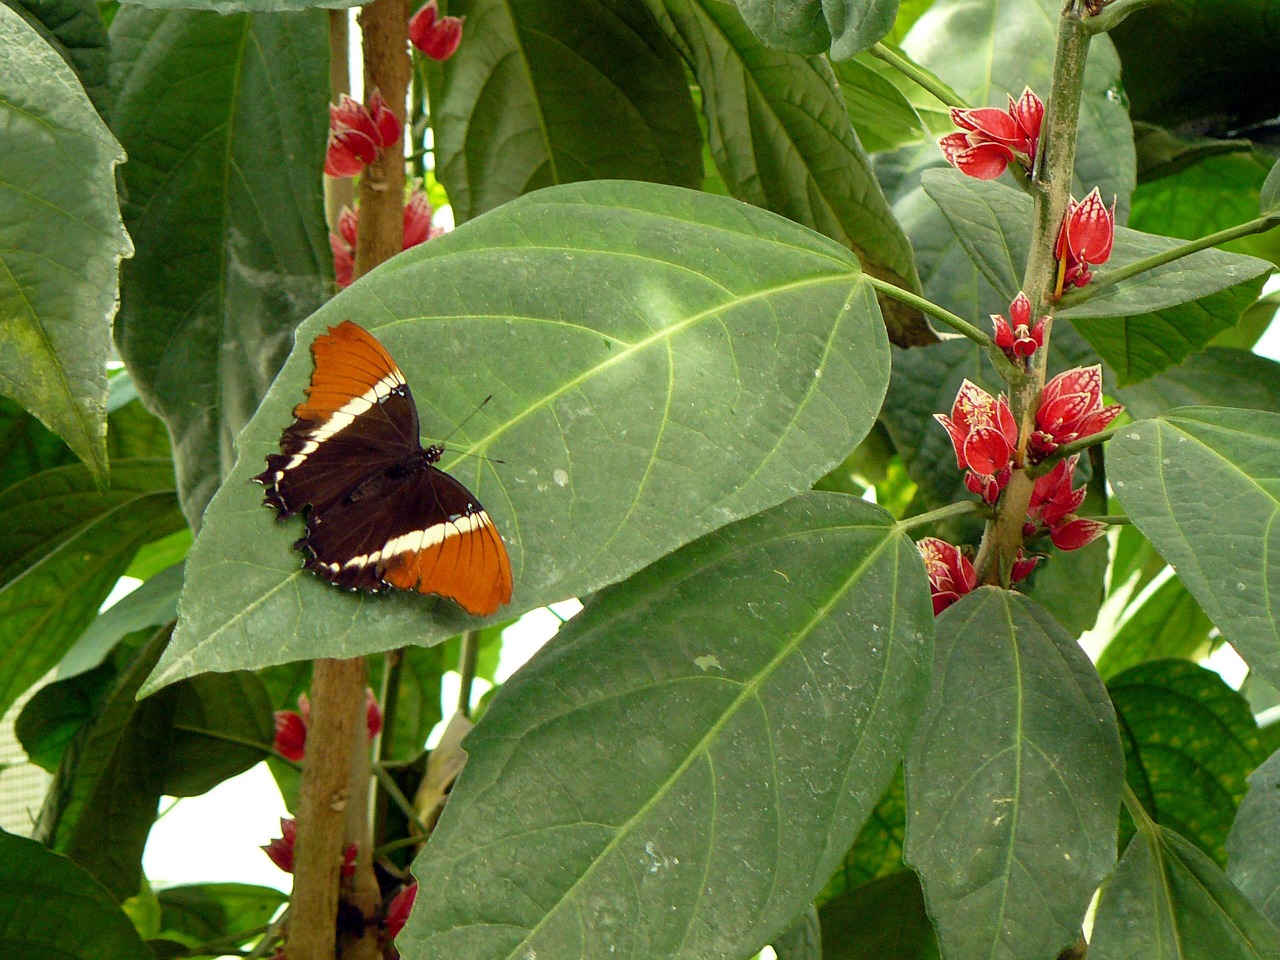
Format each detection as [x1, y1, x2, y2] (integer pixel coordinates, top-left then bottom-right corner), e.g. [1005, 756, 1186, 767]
[325, 9, 354, 229]
[287, 658, 367, 960]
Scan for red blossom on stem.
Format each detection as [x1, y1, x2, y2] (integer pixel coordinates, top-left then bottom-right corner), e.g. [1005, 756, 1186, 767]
[935, 380, 1018, 503]
[330, 191, 442, 288]
[991, 292, 1046, 361]
[409, 0, 464, 60]
[1029, 365, 1123, 460]
[938, 87, 1044, 180]
[261, 817, 358, 877]
[1054, 188, 1116, 294]
[918, 538, 978, 615]
[385, 882, 418, 940]
[325, 90, 401, 178]
[1024, 454, 1105, 550]
[272, 689, 384, 760]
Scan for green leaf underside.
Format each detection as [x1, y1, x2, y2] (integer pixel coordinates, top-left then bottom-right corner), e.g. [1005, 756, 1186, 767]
[921, 170, 1272, 383]
[404, 493, 933, 960]
[0, 459, 183, 717]
[1097, 577, 1213, 679]
[3, 0, 111, 114]
[638, 0, 928, 346]
[1108, 659, 1265, 866]
[1117, 348, 1280, 422]
[830, 55, 927, 154]
[110, 6, 331, 528]
[156, 883, 287, 950]
[733, 0, 900, 60]
[1109, 408, 1280, 689]
[148, 181, 890, 692]
[1091, 822, 1280, 960]
[424, 0, 702, 225]
[0, 5, 131, 484]
[905, 588, 1124, 960]
[0, 829, 151, 958]
[1227, 747, 1280, 927]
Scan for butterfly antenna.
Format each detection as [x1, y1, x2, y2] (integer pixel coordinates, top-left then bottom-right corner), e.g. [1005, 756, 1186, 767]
[439, 396, 505, 464]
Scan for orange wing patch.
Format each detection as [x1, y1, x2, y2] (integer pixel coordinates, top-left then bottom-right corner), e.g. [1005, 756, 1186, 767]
[381, 511, 514, 616]
[294, 321, 405, 424]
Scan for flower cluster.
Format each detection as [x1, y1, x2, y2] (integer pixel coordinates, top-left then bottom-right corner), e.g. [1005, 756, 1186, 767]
[329, 191, 442, 288]
[1025, 455, 1108, 550]
[935, 380, 1017, 504]
[273, 688, 384, 761]
[410, 0, 464, 60]
[1029, 364, 1123, 461]
[917, 538, 977, 615]
[939, 88, 1044, 180]
[991, 292, 1045, 361]
[261, 817, 357, 877]
[325, 90, 401, 178]
[1055, 188, 1116, 294]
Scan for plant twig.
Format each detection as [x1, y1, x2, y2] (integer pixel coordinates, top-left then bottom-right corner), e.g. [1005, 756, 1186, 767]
[373, 762, 432, 835]
[868, 42, 969, 110]
[1086, 0, 1173, 34]
[897, 499, 986, 533]
[456, 630, 480, 718]
[1027, 424, 1122, 475]
[324, 9, 354, 229]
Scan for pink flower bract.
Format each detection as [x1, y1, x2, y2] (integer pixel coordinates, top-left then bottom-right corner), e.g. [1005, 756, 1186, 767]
[939, 87, 1043, 180]
[410, 0, 464, 60]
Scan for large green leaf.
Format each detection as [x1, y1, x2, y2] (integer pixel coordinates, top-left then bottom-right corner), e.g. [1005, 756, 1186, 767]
[1227, 747, 1280, 925]
[423, 0, 701, 225]
[147, 181, 891, 691]
[403, 493, 934, 959]
[733, 0, 899, 59]
[1, 0, 110, 113]
[922, 170, 1272, 383]
[156, 887, 283, 955]
[1109, 408, 1280, 688]
[1117, 348, 1280, 421]
[0, 829, 152, 958]
[818, 871, 939, 960]
[124, 0, 360, 10]
[820, 766, 907, 902]
[904, 588, 1124, 960]
[111, 6, 331, 528]
[0, 5, 131, 485]
[156, 883, 288, 953]
[889, 0, 1135, 322]
[35, 624, 173, 902]
[0, 459, 184, 717]
[1108, 659, 1267, 866]
[163, 670, 273, 796]
[771, 906, 822, 960]
[830, 55, 927, 153]
[1096, 578, 1214, 679]
[640, 0, 930, 347]
[1091, 820, 1280, 960]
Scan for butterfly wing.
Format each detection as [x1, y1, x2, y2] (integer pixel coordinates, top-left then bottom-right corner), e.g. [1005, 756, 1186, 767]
[256, 321, 421, 519]
[301, 463, 513, 615]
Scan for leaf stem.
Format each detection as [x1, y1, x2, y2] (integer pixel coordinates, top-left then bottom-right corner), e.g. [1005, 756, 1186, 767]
[868, 43, 969, 110]
[372, 762, 431, 835]
[169, 723, 298, 769]
[1056, 216, 1279, 308]
[1086, 0, 1173, 34]
[862, 276, 1018, 377]
[897, 499, 985, 533]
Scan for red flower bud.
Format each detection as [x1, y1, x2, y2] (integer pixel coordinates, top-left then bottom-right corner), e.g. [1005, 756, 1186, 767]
[1054, 188, 1116, 294]
[385, 882, 418, 940]
[261, 817, 297, 873]
[935, 380, 1018, 480]
[272, 709, 308, 762]
[918, 537, 977, 616]
[410, 0, 464, 61]
[1049, 517, 1108, 551]
[990, 292, 1046, 362]
[1011, 550, 1041, 583]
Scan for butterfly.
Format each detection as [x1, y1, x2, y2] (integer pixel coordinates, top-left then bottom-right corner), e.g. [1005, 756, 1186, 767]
[254, 320, 513, 616]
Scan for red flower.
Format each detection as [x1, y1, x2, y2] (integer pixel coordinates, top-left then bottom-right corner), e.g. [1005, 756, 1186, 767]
[963, 465, 1011, 506]
[325, 90, 401, 178]
[1054, 188, 1116, 293]
[410, 0, 464, 60]
[918, 537, 977, 616]
[271, 690, 384, 760]
[938, 87, 1043, 180]
[1011, 549, 1040, 583]
[1030, 365, 1123, 460]
[330, 192, 441, 289]
[991, 292, 1046, 361]
[385, 882, 418, 940]
[1025, 455, 1107, 551]
[935, 379, 1018, 482]
[261, 817, 358, 877]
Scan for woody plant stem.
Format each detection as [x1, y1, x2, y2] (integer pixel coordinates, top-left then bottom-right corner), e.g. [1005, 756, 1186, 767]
[973, 1, 1092, 585]
[287, 2, 411, 958]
